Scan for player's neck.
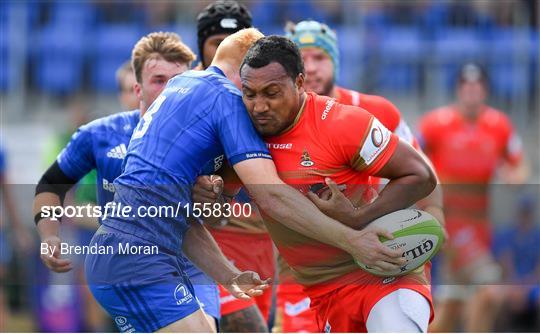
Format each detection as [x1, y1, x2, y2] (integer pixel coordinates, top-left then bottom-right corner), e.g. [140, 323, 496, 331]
[457, 103, 483, 122]
[140, 102, 147, 117]
[327, 85, 338, 98]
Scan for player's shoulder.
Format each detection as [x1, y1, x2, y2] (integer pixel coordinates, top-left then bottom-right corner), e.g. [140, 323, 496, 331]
[480, 106, 513, 130]
[310, 92, 372, 130]
[180, 67, 242, 98]
[420, 105, 457, 127]
[80, 110, 140, 135]
[358, 93, 401, 131]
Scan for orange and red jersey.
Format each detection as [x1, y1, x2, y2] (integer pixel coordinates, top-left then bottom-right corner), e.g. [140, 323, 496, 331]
[418, 105, 523, 267]
[335, 86, 418, 148]
[264, 91, 401, 285]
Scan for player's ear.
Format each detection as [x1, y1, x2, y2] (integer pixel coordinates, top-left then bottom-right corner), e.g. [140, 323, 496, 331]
[134, 82, 143, 100]
[295, 73, 305, 92]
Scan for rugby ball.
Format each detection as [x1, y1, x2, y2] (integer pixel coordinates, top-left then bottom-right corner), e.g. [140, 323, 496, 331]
[356, 209, 444, 277]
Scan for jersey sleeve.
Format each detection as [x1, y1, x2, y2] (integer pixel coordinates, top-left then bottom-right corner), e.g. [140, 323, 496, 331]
[505, 132, 523, 165]
[214, 93, 272, 166]
[330, 105, 399, 175]
[359, 94, 401, 132]
[56, 125, 96, 181]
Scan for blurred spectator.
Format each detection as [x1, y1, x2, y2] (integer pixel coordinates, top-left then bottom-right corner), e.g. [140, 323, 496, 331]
[0, 146, 33, 331]
[115, 60, 139, 110]
[497, 195, 540, 284]
[494, 195, 540, 331]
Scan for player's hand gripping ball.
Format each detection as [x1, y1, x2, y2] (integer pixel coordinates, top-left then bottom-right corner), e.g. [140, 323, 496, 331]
[356, 209, 445, 277]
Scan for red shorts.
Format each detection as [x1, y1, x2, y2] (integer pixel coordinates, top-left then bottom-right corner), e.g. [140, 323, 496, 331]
[210, 229, 275, 320]
[305, 266, 433, 332]
[275, 283, 318, 333]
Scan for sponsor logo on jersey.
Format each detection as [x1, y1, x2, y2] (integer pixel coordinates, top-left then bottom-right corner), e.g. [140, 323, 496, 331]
[300, 148, 314, 167]
[371, 127, 383, 147]
[359, 118, 391, 165]
[382, 277, 396, 284]
[321, 98, 336, 120]
[220, 18, 238, 29]
[266, 142, 293, 150]
[214, 154, 224, 172]
[114, 316, 135, 332]
[284, 297, 311, 316]
[102, 178, 115, 193]
[107, 144, 127, 159]
[174, 283, 193, 305]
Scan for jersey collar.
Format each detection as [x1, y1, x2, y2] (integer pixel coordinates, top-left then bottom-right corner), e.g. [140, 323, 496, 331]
[206, 66, 225, 77]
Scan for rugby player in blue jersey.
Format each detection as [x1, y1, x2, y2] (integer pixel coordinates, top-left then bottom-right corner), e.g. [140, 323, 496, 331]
[32, 32, 240, 331]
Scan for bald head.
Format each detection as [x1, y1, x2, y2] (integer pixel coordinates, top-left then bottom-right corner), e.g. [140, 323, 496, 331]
[211, 28, 264, 87]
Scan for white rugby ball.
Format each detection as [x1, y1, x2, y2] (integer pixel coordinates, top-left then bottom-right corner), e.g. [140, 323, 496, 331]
[356, 209, 444, 277]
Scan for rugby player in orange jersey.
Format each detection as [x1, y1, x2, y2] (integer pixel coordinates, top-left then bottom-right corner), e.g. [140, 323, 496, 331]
[238, 35, 437, 332]
[267, 20, 445, 333]
[419, 63, 529, 332]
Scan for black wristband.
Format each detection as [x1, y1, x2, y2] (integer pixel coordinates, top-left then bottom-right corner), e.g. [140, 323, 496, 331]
[34, 208, 62, 225]
[34, 212, 44, 225]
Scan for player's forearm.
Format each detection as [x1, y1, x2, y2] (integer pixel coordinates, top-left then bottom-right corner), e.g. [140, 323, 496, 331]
[352, 171, 436, 229]
[250, 184, 355, 252]
[33, 192, 62, 240]
[182, 221, 241, 285]
[415, 184, 445, 226]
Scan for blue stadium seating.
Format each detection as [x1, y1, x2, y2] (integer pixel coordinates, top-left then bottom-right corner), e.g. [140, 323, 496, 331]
[33, 25, 85, 95]
[335, 26, 365, 89]
[91, 24, 141, 92]
[433, 28, 487, 91]
[49, 0, 95, 29]
[376, 27, 423, 93]
[487, 28, 532, 99]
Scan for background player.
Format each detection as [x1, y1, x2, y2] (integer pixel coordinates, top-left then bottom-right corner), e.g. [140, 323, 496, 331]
[31, 32, 230, 331]
[238, 35, 437, 332]
[196, 0, 253, 70]
[115, 60, 139, 111]
[418, 62, 529, 332]
[196, 2, 276, 331]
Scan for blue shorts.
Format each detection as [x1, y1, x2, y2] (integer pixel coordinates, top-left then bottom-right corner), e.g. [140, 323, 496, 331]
[85, 226, 202, 332]
[187, 264, 221, 320]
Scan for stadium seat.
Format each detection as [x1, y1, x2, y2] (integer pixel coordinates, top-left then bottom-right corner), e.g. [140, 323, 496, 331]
[376, 27, 423, 93]
[0, 1, 40, 91]
[335, 26, 366, 89]
[33, 25, 85, 95]
[488, 28, 531, 99]
[91, 24, 141, 92]
[49, 0, 96, 29]
[432, 28, 487, 91]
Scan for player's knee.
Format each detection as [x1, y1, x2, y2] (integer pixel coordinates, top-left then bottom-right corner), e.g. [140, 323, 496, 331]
[366, 289, 430, 333]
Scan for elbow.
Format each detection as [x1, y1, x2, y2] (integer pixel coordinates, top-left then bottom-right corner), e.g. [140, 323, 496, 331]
[418, 162, 437, 197]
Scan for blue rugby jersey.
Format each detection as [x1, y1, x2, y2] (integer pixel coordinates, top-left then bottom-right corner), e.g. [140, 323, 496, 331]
[109, 66, 271, 254]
